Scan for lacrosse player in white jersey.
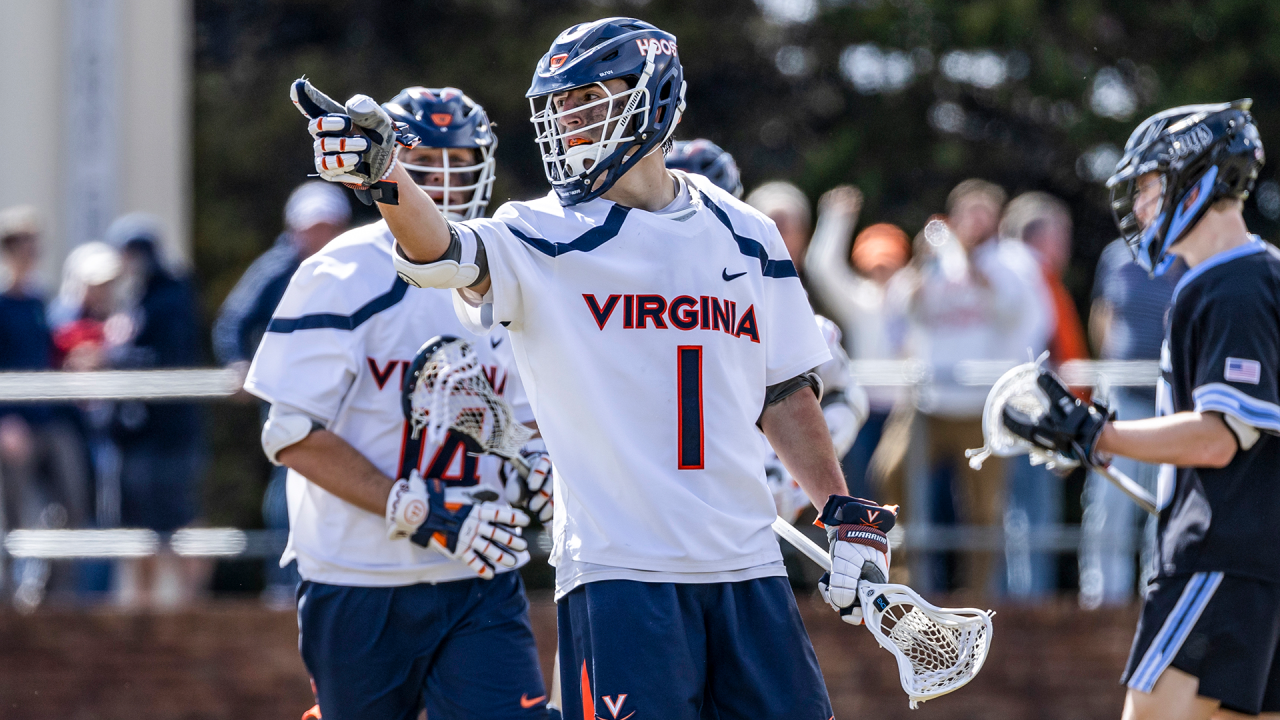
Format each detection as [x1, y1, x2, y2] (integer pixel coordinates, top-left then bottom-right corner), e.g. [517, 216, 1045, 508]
[246, 86, 553, 720]
[290, 17, 897, 719]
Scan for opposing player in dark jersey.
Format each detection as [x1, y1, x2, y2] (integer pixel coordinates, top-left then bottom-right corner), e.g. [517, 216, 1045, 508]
[1005, 100, 1279, 719]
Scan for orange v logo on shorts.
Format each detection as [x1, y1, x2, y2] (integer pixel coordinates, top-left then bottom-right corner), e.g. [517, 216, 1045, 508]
[519, 693, 546, 709]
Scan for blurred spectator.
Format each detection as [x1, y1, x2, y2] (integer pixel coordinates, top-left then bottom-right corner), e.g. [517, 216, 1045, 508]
[49, 242, 124, 371]
[999, 192, 1089, 599]
[105, 213, 209, 608]
[746, 181, 811, 277]
[872, 179, 1050, 596]
[213, 182, 351, 371]
[1079, 239, 1185, 608]
[804, 185, 910, 497]
[213, 181, 350, 606]
[0, 207, 93, 611]
[1001, 192, 1089, 364]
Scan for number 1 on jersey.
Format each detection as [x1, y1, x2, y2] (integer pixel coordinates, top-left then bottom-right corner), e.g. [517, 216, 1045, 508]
[677, 346, 704, 469]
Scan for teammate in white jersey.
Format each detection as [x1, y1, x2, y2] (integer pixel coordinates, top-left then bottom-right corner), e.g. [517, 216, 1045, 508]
[247, 87, 553, 720]
[291, 18, 896, 719]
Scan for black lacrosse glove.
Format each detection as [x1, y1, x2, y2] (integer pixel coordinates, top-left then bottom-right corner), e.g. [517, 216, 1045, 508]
[1001, 369, 1113, 466]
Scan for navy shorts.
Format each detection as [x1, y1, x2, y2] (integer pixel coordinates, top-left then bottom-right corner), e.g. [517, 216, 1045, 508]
[1123, 572, 1280, 715]
[557, 577, 833, 720]
[297, 571, 548, 720]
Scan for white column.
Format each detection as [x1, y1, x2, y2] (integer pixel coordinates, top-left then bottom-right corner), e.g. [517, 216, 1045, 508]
[64, 0, 121, 255]
[119, 0, 192, 270]
[0, 0, 192, 284]
[0, 0, 65, 285]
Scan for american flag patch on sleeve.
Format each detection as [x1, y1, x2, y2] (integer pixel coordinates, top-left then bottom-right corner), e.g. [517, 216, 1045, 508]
[1225, 357, 1262, 384]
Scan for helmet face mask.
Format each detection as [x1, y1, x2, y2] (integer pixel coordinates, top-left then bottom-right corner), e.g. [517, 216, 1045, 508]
[383, 87, 497, 221]
[532, 79, 651, 181]
[1106, 99, 1264, 275]
[399, 146, 493, 222]
[526, 17, 687, 206]
[1109, 172, 1167, 270]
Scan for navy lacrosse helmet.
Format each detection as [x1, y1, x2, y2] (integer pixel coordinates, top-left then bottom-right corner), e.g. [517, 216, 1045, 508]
[526, 17, 687, 206]
[666, 139, 743, 197]
[1107, 99, 1264, 274]
[383, 87, 497, 220]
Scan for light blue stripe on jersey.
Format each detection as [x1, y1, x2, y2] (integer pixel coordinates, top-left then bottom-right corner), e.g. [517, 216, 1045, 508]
[1193, 383, 1280, 433]
[697, 191, 799, 279]
[1128, 572, 1223, 692]
[1171, 236, 1266, 305]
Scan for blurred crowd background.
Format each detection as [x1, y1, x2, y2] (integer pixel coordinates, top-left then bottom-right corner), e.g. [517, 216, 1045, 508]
[4, 0, 1280, 612]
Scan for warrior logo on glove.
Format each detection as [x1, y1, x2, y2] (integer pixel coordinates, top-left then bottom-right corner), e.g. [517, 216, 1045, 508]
[818, 495, 897, 626]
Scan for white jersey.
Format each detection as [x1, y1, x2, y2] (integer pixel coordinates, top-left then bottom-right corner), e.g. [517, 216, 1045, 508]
[453, 171, 830, 595]
[244, 220, 530, 587]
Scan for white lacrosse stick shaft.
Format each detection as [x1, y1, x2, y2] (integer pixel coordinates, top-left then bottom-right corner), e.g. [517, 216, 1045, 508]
[772, 515, 832, 572]
[1092, 462, 1157, 515]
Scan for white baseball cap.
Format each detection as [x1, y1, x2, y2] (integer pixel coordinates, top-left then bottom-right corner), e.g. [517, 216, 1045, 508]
[285, 181, 352, 231]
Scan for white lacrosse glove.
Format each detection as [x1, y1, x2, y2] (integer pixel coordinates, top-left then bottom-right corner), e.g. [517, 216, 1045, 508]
[817, 494, 897, 626]
[386, 471, 432, 540]
[502, 438, 554, 524]
[387, 470, 530, 579]
[289, 78, 419, 205]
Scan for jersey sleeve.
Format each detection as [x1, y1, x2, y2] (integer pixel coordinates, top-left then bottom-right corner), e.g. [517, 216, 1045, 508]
[459, 212, 533, 330]
[242, 260, 365, 425]
[1187, 287, 1280, 444]
[761, 258, 831, 385]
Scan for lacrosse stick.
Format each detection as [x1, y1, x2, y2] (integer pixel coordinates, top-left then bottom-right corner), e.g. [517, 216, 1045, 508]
[771, 517, 994, 709]
[402, 336, 535, 479]
[965, 360, 1157, 515]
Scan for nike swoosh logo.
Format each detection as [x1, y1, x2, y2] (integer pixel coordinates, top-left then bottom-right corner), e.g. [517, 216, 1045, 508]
[491, 336, 503, 349]
[722, 269, 747, 281]
[520, 694, 546, 708]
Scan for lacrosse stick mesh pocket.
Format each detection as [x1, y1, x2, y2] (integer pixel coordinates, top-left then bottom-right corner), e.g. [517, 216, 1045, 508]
[861, 583, 994, 708]
[879, 605, 989, 705]
[407, 341, 533, 458]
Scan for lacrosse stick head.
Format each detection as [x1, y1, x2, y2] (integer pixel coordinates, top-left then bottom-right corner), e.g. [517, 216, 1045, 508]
[965, 358, 1079, 472]
[858, 568, 995, 709]
[402, 335, 532, 457]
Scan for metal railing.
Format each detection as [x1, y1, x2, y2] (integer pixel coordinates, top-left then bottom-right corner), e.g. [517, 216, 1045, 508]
[0, 362, 1160, 592]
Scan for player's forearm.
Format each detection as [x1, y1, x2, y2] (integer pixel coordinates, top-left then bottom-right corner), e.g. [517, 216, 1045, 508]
[276, 429, 394, 516]
[1096, 411, 1237, 468]
[761, 391, 849, 510]
[379, 163, 453, 263]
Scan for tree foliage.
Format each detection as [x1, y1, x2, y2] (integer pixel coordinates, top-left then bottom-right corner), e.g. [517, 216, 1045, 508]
[193, 0, 1280, 531]
[195, 0, 1280, 318]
